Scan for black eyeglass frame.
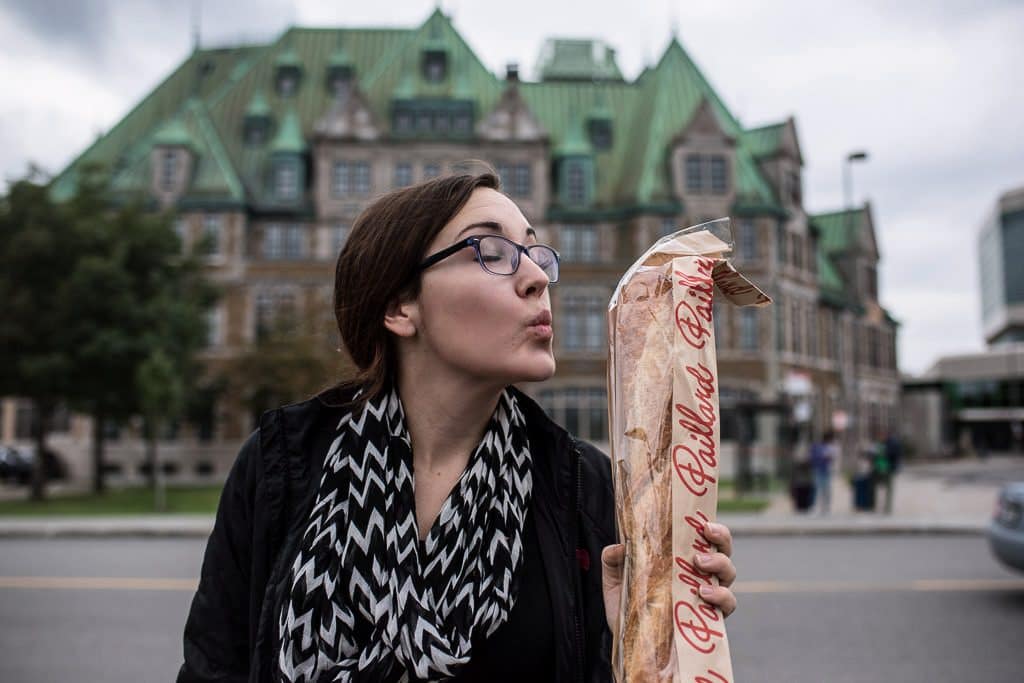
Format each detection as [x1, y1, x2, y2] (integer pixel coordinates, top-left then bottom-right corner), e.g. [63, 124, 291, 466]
[418, 234, 561, 283]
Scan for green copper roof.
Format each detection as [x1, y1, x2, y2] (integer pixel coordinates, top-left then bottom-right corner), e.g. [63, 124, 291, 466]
[744, 122, 785, 159]
[556, 113, 592, 156]
[274, 44, 302, 68]
[537, 39, 625, 82]
[327, 37, 353, 67]
[50, 12, 790, 218]
[269, 108, 306, 153]
[811, 207, 866, 253]
[245, 90, 271, 117]
[151, 117, 195, 148]
[108, 97, 244, 204]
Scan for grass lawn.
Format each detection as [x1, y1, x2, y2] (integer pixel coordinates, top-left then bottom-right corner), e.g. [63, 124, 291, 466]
[0, 485, 223, 516]
[717, 497, 771, 514]
[0, 481, 773, 517]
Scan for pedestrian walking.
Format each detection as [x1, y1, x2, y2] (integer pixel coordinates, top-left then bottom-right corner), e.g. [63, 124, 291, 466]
[177, 170, 739, 682]
[873, 434, 894, 514]
[810, 431, 838, 515]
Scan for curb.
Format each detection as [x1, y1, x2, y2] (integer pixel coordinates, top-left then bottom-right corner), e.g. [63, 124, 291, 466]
[0, 517, 215, 539]
[720, 515, 988, 537]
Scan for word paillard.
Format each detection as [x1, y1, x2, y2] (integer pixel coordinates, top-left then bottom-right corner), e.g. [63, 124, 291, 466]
[2, 576, 1024, 594]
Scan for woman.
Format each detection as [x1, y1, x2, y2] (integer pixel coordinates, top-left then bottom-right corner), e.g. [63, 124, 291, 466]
[178, 171, 737, 682]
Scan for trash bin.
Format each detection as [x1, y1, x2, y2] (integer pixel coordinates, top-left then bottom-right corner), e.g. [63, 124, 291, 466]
[853, 475, 875, 511]
[790, 461, 816, 512]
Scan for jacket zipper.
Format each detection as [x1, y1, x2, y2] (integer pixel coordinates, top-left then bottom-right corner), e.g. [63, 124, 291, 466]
[571, 439, 585, 683]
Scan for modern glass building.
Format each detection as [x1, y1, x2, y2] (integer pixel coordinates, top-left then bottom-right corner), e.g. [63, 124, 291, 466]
[980, 186, 1024, 345]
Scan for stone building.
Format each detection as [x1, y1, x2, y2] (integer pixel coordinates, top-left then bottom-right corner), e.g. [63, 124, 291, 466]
[3, 10, 900, 481]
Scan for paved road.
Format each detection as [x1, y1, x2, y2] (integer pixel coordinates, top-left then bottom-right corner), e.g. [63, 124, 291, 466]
[1, 536, 1023, 681]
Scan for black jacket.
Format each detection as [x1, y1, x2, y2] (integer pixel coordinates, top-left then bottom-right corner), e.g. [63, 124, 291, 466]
[178, 386, 617, 682]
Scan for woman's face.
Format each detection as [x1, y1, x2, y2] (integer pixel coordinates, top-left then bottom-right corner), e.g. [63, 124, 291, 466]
[405, 187, 556, 387]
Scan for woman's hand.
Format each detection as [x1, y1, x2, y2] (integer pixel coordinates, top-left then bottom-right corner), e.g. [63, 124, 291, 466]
[601, 521, 738, 639]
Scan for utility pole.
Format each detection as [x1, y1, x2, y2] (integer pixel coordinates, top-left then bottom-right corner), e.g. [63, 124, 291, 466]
[843, 150, 868, 469]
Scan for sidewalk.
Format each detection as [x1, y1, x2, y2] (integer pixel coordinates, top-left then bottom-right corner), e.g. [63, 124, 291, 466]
[719, 456, 1017, 536]
[0, 457, 1018, 538]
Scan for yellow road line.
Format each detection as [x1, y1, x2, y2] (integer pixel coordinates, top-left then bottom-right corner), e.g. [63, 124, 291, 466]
[738, 578, 1024, 594]
[0, 576, 198, 591]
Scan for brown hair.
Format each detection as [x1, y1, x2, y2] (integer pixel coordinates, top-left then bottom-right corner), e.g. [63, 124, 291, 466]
[333, 170, 500, 402]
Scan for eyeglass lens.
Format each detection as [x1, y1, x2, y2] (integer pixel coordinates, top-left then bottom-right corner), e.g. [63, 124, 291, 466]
[477, 236, 558, 281]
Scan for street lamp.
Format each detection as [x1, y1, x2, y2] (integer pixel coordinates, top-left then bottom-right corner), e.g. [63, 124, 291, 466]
[843, 151, 869, 211]
[843, 150, 869, 469]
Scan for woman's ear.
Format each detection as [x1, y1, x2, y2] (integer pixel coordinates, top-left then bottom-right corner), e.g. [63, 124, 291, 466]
[383, 296, 419, 338]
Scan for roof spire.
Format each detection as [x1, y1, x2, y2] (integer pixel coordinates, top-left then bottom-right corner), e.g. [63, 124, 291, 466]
[669, 0, 679, 40]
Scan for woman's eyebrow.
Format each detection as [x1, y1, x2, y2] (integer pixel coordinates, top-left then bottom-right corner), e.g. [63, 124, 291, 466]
[456, 221, 537, 239]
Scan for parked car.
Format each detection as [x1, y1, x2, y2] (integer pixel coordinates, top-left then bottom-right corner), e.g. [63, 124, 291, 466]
[988, 482, 1024, 573]
[0, 445, 67, 484]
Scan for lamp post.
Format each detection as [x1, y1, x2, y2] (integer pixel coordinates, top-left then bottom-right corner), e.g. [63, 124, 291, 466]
[843, 150, 868, 471]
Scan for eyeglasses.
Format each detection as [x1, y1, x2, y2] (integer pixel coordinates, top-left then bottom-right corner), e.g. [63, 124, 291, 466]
[418, 234, 560, 283]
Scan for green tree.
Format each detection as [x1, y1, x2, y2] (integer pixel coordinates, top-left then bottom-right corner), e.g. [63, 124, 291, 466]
[0, 176, 78, 500]
[222, 311, 354, 427]
[59, 165, 215, 493]
[137, 349, 184, 511]
[0, 164, 216, 497]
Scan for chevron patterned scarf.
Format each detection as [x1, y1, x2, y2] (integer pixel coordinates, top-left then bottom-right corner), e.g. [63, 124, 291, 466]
[277, 387, 533, 682]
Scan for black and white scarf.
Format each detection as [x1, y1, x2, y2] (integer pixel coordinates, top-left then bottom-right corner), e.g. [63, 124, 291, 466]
[277, 387, 533, 682]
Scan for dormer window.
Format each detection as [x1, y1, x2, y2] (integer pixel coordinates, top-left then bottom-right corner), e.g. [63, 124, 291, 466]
[567, 160, 587, 204]
[588, 119, 612, 150]
[160, 150, 179, 191]
[276, 65, 302, 97]
[684, 153, 730, 195]
[244, 118, 270, 146]
[422, 49, 447, 82]
[327, 65, 353, 97]
[274, 160, 299, 200]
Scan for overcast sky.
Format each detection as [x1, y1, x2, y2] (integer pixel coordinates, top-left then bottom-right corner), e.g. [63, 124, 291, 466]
[2, 0, 1022, 375]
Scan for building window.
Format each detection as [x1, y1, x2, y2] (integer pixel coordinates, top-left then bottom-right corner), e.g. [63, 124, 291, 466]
[274, 161, 298, 200]
[738, 219, 757, 260]
[513, 164, 532, 197]
[331, 161, 371, 197]
[424, 162, 441, 180]
[776, 225, 788, 264]
[710, 156, 728, 194]
[263, 225, 306, 260]
[562, 291, 604, 351]
[254, 290, 296, 341]
[394, 162, 413, 188]
[661, 217, 678, 238]
[422, 50, 447, 82]
[394, 111, 413, 133]
[588, 119, 613, 150]
[284, 224, 304, 259]
[560, 224, 599, 263]
[739, 309, 759, 351]
[205, 306, 223, 348]
[202, 215, 223, 256]
[774, 292, 785, 351]
[807, 307, 817, 357]
[566, 161, 587, 204]
[684, 153, 729, 194]
[160, 150, 178, 191]
[538, 387, 608, 442]
[276, 67, 300, 97]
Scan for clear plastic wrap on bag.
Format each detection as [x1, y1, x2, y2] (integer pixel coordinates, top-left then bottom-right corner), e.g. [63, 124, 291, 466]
[607, 219, 771, 682]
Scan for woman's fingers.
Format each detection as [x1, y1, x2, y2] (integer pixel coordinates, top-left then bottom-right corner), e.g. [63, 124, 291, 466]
[601, 543, 625, 581]
[695, 551, 736, 587]
[697, 583, 738, 619]
[701, 521, 733, 557]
